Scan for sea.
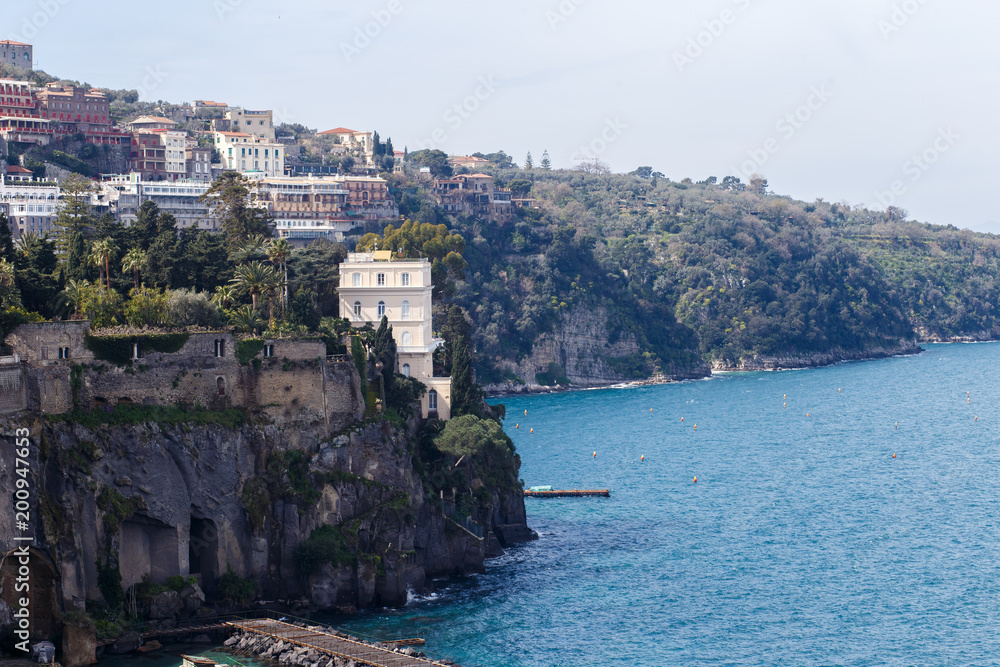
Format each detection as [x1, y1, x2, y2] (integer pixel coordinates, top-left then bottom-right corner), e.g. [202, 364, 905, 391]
[108, 342, 1000, 666]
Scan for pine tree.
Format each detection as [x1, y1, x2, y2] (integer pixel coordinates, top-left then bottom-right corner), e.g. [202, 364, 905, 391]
[524, 151, 534, 169]
[53, 174, 96, 253]
[540, 150, 551, 170]
[450, 335, 482, 418]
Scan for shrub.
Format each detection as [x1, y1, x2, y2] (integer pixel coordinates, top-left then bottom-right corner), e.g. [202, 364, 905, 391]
[123, 287, 168, 327]
[217, 564, 257, 605]
[166, 289, 223, 327]
[294, 524, 355, 575]
[235, 338, 265, 365]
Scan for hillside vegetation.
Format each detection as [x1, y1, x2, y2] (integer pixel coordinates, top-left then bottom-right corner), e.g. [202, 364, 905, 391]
[382, 169, 997, 380]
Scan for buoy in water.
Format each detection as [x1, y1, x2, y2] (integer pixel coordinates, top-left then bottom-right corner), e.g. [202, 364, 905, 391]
[524, 409, 528, 416]
[641, 455, 645, 461]
[783, 402, 786, 408]
[693, 476, 698, 483]
[515, 424, 519, 429]
[530, 428, 534, 433]
[593, 451, 597, 458]
[895, 422, 898, 430]
[839, 388, 842, 393]
[693, 424, 698, 430]
[680, 417, 684, 422]
[975, 416, 979, 421]
[893, 453, 896, 458]
[650, 408, 653, 412]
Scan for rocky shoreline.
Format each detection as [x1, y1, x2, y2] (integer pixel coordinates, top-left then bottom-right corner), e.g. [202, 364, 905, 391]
[222, 624, 460, 667]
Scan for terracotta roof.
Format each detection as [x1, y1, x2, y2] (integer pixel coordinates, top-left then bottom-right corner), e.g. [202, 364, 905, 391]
[465, 173, 493, 178]
[319, 127, 360, 135]
[0, 40, 31, 47]
[216, 131, 252, 137]
[130, 115, 176, 125]
[6, 165, 33, 173]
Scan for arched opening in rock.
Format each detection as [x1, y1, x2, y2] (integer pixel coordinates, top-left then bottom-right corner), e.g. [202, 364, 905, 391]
[0, 548, 61, 641]
[119, 515, 179, 590]
[188, 517, 219, 594]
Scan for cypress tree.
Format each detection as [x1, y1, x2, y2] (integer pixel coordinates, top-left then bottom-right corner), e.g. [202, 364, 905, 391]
[450, 335, 481, 417]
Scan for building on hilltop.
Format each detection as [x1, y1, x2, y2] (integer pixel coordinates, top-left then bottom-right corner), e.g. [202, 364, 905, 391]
[447, 155, 490, 170]
[128, 128, 187, 181]
[214, 131, 284, 178]
[433, 173, 513, 223]
[128, 115, 178, 132]
[0, 40, 32, 69]
[34, 82, 130, 145]
[0, 78, 49, 145]
[219, 108, 275, 142]
[1, 169, 59, 237]
[318, 127, 374, 163]
[255, 176, 354, 245]
[338, 251, 452, 420]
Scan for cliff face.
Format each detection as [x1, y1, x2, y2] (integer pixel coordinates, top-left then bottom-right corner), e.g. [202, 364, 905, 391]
[709, 342, 923, 371]
[0, 415, 530, 637]
[483, 305, 710, 393]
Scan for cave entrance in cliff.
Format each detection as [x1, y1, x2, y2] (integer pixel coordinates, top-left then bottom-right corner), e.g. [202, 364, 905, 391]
[0, 548, 60, 641]
[189, 517, 219, 594]
[120, 515, 180, 589]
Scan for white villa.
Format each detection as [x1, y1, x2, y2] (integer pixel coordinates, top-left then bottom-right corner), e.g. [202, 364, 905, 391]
[338, 251, 452, 420]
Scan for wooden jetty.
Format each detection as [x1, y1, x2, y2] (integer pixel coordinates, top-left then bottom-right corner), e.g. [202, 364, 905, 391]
[226, 618, 443, 667]
[523, 488, 610, 498]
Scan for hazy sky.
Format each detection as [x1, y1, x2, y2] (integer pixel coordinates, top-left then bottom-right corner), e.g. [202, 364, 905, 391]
[8, 0, 999, 231]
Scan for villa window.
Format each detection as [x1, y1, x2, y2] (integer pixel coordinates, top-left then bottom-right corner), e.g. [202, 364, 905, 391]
[377, 301, 386, 318]
[401, 300, 410, 320]
[402, 364, 410, 377]
[352, 273, 361, 287]
[401, 332, 411, 347]
[353, 301, 362, 319]
[401, 273, 410, 286]
[377, 273, 386, 286]
[428, 390, 438, 411]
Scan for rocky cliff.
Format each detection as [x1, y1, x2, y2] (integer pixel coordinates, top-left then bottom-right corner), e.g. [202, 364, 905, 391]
[0, 413, 530, 652]
[482, 305, 710, 394]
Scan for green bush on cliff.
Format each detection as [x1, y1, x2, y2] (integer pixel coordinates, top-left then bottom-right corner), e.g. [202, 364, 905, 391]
[240, 477, 271, 532]
[433, 414, 522, 495]
[294, 524, 356, 575]
[51, 404, 245, 429]
[217, 564, 257, 605]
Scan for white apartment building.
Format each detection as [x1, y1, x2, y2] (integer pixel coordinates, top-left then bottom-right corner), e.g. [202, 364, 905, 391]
[102, 174, 213, 230]
[1, 171, 59, 237]
[338, 252, 452, 420]
[214, 131, 284, 177]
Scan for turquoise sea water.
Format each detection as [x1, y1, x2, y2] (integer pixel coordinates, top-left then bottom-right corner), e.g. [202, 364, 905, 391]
[106, 343, 1000, 666]
[338, 343, 1000, 666]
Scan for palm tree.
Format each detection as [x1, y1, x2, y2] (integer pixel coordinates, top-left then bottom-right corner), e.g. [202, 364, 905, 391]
[0, 259, 18, 308]
[230, 261, 279, 311]
[266, 238, 293, 310]
[121, 248, 147, 289]
[230, 234, 268, 264]
[14, 231, 40, 257]
[213, 284, 236, 309]
[228, 305, 264, 334]
[57, 279, 89, 318]
[88, 238, 117, 290]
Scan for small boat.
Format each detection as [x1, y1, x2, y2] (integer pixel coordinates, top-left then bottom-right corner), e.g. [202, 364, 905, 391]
[182, 656, 246, 667]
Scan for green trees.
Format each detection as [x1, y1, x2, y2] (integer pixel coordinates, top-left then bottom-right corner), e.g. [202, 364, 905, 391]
[89, 239, 117, 290]
[406, 149, 452, 178]
[539, 150, 551, 170]
[266, 238, 293, 309]
[200, 172, 273, 247]
[524, 152, 533, 169]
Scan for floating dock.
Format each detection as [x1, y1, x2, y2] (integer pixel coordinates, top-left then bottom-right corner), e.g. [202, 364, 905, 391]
[523, 489, 610, 498]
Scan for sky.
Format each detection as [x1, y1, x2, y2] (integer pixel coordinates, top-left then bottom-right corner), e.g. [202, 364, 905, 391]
[6, 0, 999, 231]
